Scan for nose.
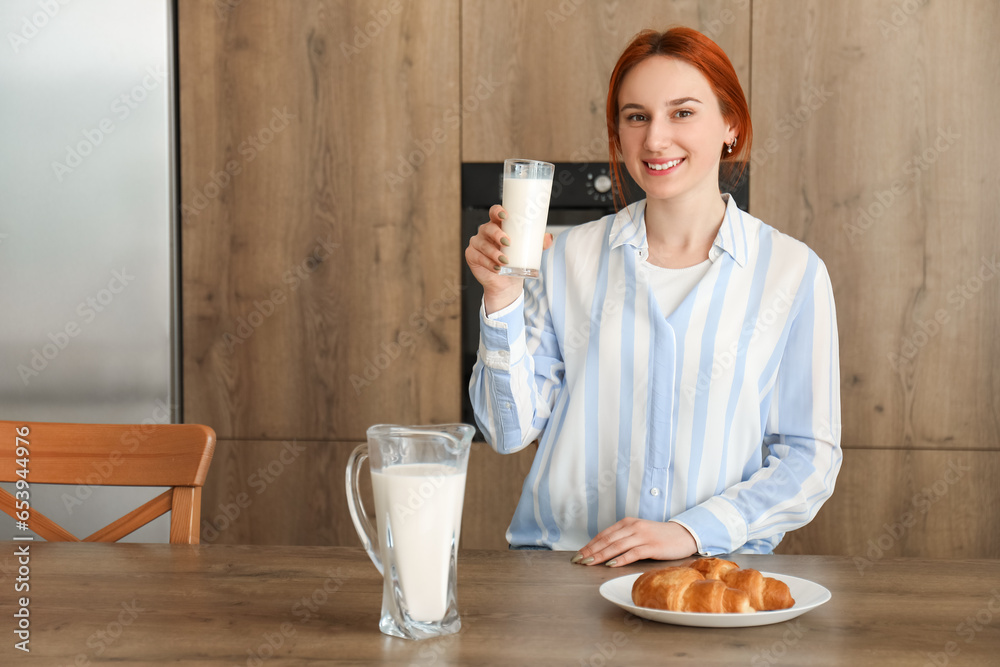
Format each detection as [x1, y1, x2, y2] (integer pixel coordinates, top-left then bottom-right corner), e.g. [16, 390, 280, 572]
[643, 117, 673, 152]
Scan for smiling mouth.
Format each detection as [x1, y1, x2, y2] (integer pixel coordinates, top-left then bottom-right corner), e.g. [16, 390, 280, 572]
[645, 158, 684, 171]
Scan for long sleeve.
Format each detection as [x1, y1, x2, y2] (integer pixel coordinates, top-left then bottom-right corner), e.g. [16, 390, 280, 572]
[671, 258, 843, 555]
[469, 274, 566, 454]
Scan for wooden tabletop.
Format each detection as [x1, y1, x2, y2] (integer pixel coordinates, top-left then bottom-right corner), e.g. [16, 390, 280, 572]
[3, 543, 998, 665]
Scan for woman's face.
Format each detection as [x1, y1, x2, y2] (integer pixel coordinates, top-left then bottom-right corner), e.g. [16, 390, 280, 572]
[617, 56, 734, 205]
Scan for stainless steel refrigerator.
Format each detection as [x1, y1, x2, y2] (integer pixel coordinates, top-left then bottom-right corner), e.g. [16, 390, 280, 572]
[0, 0, 179, 541]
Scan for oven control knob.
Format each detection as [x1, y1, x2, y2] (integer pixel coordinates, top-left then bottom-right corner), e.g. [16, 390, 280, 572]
[594, 174, 612, 194]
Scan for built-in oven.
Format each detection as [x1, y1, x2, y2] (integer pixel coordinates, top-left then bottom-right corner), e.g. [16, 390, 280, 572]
[459, 162, 749, 434]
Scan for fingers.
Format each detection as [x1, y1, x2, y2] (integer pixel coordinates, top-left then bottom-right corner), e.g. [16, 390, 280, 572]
[575, 520, 638, 565]
[488, 203, 506, 224]
[586, 532, 644, 566]
[542, 232, 554, 250]
[467, 225, 509, 272]
[464, 205, 515, 278]
[574, 517, 684, 567]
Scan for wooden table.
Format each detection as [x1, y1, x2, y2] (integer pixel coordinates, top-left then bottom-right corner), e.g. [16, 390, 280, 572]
[3, 543, 998, 665]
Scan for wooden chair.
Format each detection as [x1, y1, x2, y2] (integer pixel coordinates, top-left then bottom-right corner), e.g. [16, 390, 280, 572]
[0, 420, 216, 544]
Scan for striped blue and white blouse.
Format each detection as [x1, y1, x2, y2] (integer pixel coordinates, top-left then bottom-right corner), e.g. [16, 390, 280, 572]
[470, 193, 842, 555]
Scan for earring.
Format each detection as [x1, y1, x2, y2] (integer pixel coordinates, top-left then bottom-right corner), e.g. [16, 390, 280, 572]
[726, 137, 738, 154]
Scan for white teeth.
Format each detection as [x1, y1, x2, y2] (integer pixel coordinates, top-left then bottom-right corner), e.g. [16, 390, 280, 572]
[646, 159, 682, 171]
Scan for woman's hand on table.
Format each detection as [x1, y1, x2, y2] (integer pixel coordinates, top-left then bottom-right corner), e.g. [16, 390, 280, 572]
[572, 519, 698, 567]
[465, 204, 553, 315]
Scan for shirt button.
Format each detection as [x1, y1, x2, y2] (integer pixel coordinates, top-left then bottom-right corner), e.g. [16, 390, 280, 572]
[650, 488, 660, 496]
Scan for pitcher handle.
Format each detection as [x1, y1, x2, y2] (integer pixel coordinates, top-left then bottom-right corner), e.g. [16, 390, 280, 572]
[346, 443, 382, 574]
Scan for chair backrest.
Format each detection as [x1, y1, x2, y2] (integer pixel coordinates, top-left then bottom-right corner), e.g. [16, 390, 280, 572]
[0, 420, 216, 544]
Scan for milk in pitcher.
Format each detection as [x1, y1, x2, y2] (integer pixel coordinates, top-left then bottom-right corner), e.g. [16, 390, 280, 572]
[371, 463, 466, 621]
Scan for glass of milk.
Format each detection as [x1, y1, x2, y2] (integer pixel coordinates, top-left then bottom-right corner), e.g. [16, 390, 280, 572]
[498, 158, 555, 278]
[346, 423, 474, 640]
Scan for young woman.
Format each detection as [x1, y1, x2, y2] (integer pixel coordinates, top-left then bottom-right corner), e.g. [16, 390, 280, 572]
[465, 27, 841, 567]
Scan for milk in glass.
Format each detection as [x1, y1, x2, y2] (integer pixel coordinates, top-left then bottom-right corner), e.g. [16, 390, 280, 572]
[501, 173, 552, 275]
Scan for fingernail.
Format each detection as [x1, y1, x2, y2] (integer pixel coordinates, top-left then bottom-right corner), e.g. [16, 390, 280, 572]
[501, 237, 510, 246]
[571, 553, 584, 564]
[580, 556, 595, 565]
[493, 265, 502, 272]
[605, 560, 618, 567]
[499, 255, 509, 264]
[498, 211, 506, 220]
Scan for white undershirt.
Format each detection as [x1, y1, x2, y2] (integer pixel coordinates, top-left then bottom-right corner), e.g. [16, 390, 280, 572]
[643, 258, 712, 317]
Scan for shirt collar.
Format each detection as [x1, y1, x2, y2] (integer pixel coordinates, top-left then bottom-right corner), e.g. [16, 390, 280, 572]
[608, 193, 751, 268]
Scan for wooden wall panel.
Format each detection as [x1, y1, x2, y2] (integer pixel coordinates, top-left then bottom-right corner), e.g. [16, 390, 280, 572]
[181, 0, 999, 556]
[179, 0, 462, 442]
[461, 0, 751, 162]
[778, 449, 1000, 559]
[200, 439, 534, 548]
[750, 0, 1000, 453]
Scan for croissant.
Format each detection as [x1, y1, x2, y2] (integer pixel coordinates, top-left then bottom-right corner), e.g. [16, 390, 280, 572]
[688, 556, 740, 580]
[631, 558, 796, 613]
[690, 558, 795, 611]
[631, 566, 753, 613]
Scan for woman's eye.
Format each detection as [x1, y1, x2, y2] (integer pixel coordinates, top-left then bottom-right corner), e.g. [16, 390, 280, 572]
[626, 113, 647, 122]
[674, 109, 693, 118]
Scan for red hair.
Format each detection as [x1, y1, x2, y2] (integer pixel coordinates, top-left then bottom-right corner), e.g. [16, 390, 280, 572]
[606, 27, 752, 209]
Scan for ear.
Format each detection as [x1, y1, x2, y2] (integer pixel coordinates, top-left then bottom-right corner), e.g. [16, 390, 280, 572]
[725, 120, 738, 144]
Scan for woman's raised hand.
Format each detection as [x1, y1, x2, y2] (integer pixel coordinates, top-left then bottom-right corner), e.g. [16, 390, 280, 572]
[465, 204, 552, 315]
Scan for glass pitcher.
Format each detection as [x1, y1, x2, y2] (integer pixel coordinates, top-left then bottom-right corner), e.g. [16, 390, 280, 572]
[346, 423, 474, 640]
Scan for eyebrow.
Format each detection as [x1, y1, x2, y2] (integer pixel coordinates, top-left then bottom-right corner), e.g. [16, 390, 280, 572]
[620, 97, 703, 111]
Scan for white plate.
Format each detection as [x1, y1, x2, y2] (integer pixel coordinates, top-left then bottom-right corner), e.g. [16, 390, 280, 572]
[599, 571, 831, 628]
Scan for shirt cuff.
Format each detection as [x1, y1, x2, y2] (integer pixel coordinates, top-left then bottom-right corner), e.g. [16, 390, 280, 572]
[478, 294, 526, 371]
[484, 294, 524, 321]
[670, 497, 749, 556]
